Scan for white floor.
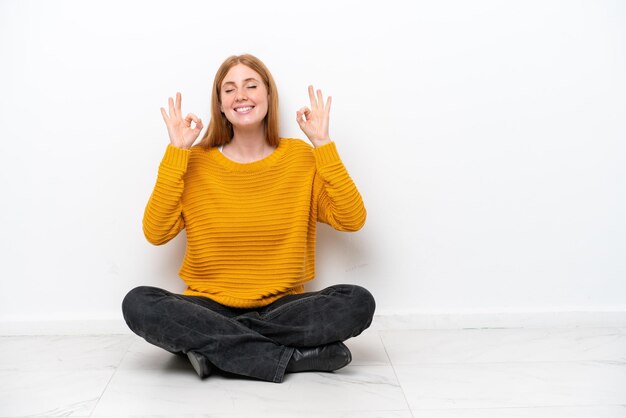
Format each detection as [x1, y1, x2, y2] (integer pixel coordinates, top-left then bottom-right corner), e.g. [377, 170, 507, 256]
[1, 327, 626, 417]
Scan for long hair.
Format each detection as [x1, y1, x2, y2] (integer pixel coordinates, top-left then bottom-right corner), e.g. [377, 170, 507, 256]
[198, 54, 280, 149]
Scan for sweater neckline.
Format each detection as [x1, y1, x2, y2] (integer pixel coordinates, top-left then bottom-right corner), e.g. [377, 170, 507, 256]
[210, 138, 288, 172]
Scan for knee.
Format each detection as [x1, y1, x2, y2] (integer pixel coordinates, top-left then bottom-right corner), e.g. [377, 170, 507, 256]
[121, 286, 163, 326]
[351, 285, 376, 327]
[330, 284, 376, 329]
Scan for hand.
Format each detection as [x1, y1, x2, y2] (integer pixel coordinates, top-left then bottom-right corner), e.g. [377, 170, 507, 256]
[160, 92, 203, 150]
[296, 85, 332, 147]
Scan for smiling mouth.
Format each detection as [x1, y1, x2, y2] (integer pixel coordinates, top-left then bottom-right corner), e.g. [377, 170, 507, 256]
[234, 106, 255, 113]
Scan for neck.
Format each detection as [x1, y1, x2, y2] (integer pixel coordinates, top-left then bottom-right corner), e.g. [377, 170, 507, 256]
[225, 125, 275, 162]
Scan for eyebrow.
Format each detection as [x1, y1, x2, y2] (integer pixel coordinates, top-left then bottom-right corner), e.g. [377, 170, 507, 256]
[222, 77, 259, 86]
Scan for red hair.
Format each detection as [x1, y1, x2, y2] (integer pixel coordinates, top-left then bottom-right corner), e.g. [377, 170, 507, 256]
[198, 54, 280, 148]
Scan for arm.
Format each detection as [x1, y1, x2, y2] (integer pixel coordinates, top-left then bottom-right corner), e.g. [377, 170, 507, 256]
[297, 86, 366, 231]
[144, 92, 203, 245]
[143, 144, 190, 245]
[312, 141, 366, 231]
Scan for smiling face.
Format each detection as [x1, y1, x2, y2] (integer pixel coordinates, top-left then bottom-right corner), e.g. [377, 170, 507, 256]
[219, 64, 269, 130]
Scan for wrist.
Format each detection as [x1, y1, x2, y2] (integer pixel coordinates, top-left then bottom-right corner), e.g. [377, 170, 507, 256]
[172, 142, 191, 150]
[312, 138, 332, 148]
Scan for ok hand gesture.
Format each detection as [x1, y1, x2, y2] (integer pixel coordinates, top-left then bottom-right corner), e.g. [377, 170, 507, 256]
[160, 92, 203, 150]
[296, 85, 332, 148]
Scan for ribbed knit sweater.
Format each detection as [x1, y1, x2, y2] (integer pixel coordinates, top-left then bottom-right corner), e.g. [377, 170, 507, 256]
[143, 138, 366, 308]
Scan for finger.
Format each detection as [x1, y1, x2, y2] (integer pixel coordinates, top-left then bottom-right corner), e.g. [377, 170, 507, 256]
[304, 108, 312, 120]
[168, 97, 175, 118]
[185, 113, 201, 127]
[190, 116, 203, 131]
[299, 107, 312, 122]
[308, 85, 317, 109]
[326, 96, 332, 115]
[317, 89, 324, 109]
[175, 92, 182, 118]
[296, 108, 307, 125]
[160, 107, 169, 122]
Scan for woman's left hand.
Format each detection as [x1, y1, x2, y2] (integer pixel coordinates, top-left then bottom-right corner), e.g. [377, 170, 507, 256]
[296, 85, 332, 148]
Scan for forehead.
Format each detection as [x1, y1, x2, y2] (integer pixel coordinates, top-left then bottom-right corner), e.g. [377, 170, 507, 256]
[222, 64, 262, 85]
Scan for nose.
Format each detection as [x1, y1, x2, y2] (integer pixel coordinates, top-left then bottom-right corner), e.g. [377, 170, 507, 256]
[235, 91, 247, 102]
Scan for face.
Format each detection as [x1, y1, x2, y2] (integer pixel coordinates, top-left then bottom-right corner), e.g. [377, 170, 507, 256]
[219, 64, 269, 130]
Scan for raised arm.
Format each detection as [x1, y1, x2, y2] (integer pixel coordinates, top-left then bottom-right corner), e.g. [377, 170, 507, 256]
[143, 92, 203, 245]
[312, 142, 367, 231]
[297, 85, 366, 231]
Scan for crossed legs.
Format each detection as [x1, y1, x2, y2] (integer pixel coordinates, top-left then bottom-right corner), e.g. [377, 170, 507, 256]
[122, 284, 375, 383]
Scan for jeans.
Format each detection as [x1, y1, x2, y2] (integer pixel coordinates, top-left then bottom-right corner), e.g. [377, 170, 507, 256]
[121, 284, 376, 383]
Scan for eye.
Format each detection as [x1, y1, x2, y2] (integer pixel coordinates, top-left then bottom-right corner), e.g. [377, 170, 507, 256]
[248, 85, 257, 89]
[224, 89, 234, 93]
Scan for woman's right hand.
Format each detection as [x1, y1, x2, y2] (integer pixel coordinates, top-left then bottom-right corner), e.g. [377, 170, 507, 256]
[160, 92, 203, 150]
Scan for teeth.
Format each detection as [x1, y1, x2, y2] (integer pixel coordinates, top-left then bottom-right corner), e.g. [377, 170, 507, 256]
[235, 106, 253, 112]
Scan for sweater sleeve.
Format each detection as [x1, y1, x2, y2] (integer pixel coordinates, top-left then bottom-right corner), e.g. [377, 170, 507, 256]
[312, 141, 367, 231]
[142, 144, 190, 245]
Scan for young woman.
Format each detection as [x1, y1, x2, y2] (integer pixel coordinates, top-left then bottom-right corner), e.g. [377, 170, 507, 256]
[122, 54, 375, 383]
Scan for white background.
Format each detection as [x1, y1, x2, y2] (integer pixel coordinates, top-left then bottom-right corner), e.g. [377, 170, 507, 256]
[1, 0, 625, 325]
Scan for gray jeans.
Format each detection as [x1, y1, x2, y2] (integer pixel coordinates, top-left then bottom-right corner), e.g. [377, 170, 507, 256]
[121, 284, 375, 383]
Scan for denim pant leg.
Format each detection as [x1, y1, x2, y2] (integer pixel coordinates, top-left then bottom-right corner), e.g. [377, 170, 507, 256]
[234, 284, 376, 347]
[121, 286, 293, 383]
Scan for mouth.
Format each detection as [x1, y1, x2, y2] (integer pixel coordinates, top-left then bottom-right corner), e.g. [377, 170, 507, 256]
[234, 106, 255, 114]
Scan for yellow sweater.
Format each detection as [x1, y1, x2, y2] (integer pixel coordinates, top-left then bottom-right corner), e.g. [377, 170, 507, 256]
[143, 138, 366, 308]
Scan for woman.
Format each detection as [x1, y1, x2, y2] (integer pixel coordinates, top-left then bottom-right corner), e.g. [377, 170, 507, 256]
[122, 54, 375, 383]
